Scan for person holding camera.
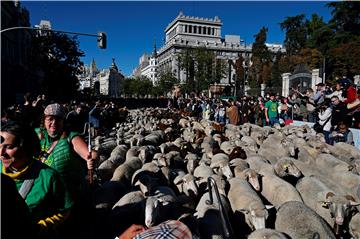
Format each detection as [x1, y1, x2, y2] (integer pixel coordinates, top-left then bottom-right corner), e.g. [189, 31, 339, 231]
[317, 98, 333, 144]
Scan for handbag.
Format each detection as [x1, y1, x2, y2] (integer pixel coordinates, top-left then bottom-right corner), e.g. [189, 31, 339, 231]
[313, 116, 331, 134]
[347, 98, 360, 109]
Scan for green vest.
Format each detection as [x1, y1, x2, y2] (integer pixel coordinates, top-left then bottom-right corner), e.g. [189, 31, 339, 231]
[1, 160, 73, 223]
[35, 128, 87, 201]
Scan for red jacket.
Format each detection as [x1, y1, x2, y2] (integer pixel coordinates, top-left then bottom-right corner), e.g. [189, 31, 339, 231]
[344, 86, 359, 104]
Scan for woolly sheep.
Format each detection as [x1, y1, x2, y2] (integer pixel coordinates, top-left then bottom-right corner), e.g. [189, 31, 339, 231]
[248, 229, 287, 239]
[227, 177, 268, 231]
[296, 176, 359, 229]
[275, 201, 336, 239]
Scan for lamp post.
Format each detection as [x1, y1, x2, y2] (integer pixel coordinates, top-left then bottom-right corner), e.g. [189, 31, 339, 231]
[240, 39, 247, 96]
[1, 26, 107, 49]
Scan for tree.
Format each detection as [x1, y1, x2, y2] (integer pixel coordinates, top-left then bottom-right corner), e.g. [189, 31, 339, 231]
[327, 1, 360, 40]
[280, 14, 307, 56]
[248, 27, 272, 92]
[30, 32, 84, 101]
[178, 47, 226, 95]
[155, 71, 179, 96]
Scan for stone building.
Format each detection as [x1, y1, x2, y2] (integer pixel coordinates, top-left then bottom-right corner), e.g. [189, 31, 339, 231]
[134, 11, 285, 95]
[78, 58, 124, 98]
[1, 0, 34, 106]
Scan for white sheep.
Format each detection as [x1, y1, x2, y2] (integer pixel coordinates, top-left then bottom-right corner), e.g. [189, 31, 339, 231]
[227, 177, 268, 231]
[275, 201, 336, 239]
[248, 228, 287, 239]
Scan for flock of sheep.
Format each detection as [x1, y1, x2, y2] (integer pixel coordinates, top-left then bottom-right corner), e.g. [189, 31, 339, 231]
[89, 107, 360, 239]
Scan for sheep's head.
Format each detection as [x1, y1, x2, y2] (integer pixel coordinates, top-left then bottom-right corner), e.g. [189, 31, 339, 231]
[174, 174, 199, 197]
[274, 158, 302, 178]
[229, 146, 247, 160]
[320, 192, 360, 226]
[240, 202, 268, 231]
[145, 196, 167, 228]
[239, 169, 261, 191]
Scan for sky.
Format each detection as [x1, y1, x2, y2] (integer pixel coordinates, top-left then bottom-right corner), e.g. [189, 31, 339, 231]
[23, 1, 333, 76]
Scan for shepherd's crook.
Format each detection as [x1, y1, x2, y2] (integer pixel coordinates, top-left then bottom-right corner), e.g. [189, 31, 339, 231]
[83, 122, 93, 185]
[206, 177, 234, 239]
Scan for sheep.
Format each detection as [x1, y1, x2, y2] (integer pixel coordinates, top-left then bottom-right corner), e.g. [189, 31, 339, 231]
[275, 201, 336, 239]
[296, 176, 359, 233]
[93, 181, 127, 212]
[247, 229, 287, 239]
[109, 190, 146, 237]
[195, 190, 232, 239]
[235, 168, 261, 192]
[144, 186, 178, 227]
[259, 171, 303, 208]
[220, 141, 236, 155]
[210, 153, 233, 179]
[349, 213, 360, 239]
[179, 118, 191, 128]
[258, 138, 296, 164]
[173, 173, 199, 197]
[272, 157, 302, 178]
[185, 153, 199, 175]
[111, 156, 142, 187]
[314, 153, 352, 173]
[194, 163, 213, 186]
[97, 145, 128, 181]
[227, 177, 268, 232]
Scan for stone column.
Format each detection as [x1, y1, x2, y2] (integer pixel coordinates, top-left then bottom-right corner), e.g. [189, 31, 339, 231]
[312, 69, 321, 90]
[261, 83, 266, 97]
[282, 73, 291, 97]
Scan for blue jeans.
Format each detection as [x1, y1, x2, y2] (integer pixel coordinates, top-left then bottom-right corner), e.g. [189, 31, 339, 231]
[269, 117, 280, 126]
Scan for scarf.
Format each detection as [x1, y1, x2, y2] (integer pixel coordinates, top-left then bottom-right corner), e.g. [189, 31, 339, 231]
[2, 159, 34, 180]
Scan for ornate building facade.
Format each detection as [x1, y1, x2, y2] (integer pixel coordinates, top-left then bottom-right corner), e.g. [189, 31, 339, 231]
[78, 58, 124, 98]
[134, 11, 285, 94]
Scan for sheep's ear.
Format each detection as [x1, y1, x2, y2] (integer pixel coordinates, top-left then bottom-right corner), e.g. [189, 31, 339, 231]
[325, 192, 335, 199]
[265, 205, 274, 210]
[345, 195, 356, 202]
[174, 176, 183, 185]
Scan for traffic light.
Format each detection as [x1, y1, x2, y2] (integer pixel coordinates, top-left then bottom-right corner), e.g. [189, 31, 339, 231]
[98, 32, 107, 49]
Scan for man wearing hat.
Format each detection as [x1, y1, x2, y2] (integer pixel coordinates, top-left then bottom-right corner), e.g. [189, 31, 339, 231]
[35, 103, 98, 238]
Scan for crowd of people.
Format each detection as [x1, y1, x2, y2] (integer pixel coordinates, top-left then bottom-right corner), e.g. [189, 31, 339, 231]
[1, 76, 359, 239]
[170, 77, 359, 145]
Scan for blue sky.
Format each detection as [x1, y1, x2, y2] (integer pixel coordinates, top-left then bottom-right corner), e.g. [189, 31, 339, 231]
[23, 1, 332, 76]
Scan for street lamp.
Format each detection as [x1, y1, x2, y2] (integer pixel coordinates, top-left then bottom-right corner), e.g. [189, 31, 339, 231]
[240, 39, 247, 96]
[1, 26, 107, 49]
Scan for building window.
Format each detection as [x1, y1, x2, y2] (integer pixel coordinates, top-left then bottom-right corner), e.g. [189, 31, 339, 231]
[212, 28, 215, 35]
[185, 25, 188, 33]
[194, 26, 197, 34]
[203, 27, 206, 34]
[208, 27, 211, 35]
[189, 25, 192, 33]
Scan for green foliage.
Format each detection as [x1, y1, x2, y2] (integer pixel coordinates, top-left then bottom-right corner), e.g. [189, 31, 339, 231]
[155, 71, 179, 96]
[276, 1, 360, 83]
[123, 76, 153, 98]
[249, 27, 272, 88]
[280, 14, 307, 56]
[177, 47, 227, 95]
[30, 32, 84, 101]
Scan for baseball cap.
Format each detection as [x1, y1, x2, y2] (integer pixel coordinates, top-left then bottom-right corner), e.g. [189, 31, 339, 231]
[133, 220, 192, 239]
[44, 103, 65, 118]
